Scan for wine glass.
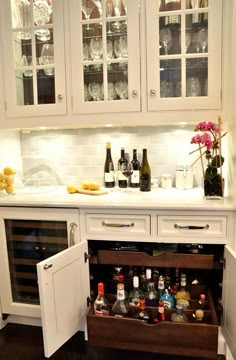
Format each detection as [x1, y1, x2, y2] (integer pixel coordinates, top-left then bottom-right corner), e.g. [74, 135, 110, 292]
[93, 0, 102, 17]
[16, 0, 31, 40]
[122, 0, 127, 14]
[108, 82, 117, 100]
[88, 82, 103, 101]
[41, 43, 54, 76]
[112, 0, 122, 29]
[159, 28, 172, 55]
[198, 29, 208, 53]
[22, 55, 33, 77]
[115, 81, 128, 99]
[106, 0, 114, 35]
[186, 77, 201, 97]
[120, 36, 128, 58]
[185, 31, 192, 53]
[114, 39, 121, 58]
[33, 0, 52, 41]
[90, 37, 103, 60]
[107, 40, 114, 59]
[83, 42, 90, 60]
[81, 0, 96, 30]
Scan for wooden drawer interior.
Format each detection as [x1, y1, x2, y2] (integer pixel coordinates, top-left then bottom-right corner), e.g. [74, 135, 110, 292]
[96, 250, 215, 269]
[87, 287, 218, 359]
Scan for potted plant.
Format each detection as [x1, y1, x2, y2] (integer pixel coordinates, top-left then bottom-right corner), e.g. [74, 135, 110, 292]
[190, 116, 227, 199]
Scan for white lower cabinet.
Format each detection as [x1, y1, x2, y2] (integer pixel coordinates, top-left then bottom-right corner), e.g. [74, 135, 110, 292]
[1, 207, 236, 359]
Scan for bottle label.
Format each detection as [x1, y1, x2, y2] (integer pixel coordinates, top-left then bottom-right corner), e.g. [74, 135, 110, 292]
[140, 176, 151, 191]
[105, 171, 115, 182]
[162, 300, 173, 309]
[117, 289, 125, 301]
[131, 170, 140, 184]
[158, 280, 165, 290]
[118, 170, 127, 181]
[176, 299, 189, 309]
[130, 297, 140, 307]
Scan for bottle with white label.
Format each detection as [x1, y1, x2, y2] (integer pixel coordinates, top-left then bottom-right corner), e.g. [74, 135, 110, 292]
[104, 142, 115, 188]
[118, 147, 128, 188]
[130, 149, 140, 188]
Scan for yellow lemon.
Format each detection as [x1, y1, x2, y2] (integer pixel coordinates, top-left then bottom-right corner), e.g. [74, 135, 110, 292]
[5, 185, 14, 194]
[89, 182, 101, 190]
[0, 173, 6, 182]
[82, 181, 90, 190]
[3, 167, 16, 176]
[5, 176, 14, 185]
[0, 182, 7, 190]
[66, 184, 78, 194]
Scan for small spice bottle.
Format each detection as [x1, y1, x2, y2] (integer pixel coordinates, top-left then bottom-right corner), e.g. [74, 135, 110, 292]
[161, 174, 173, 188]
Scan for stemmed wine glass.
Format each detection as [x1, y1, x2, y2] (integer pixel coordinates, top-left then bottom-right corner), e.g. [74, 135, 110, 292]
[106, 0, 114, 35]
[33, 0, 52, 41]
[159, 28, 172, 55]
[198, 29, 208, 53]
[112, 0, 122, 30]
[41, 43, 54, 76]
[122, 0, 127, 14]
[88, 82, 103, 101]
[186, 77, 201, 97]
[90, 37, 103, 60]
[93, 0, 102, 17]
[115, 81, 128, 99]
[81, 0, 96, 30]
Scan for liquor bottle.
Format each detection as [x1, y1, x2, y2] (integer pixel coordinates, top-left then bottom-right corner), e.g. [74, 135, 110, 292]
[158, 275, 165, 297]
[94, 283, 110, 316]
[136, 298, 153, 323]
[104, 141, 115, 188]
[130, 149, 140, 188]
[145, 282, 158, 307]
[175, 273, 191, 308]
[159, 287, 175, 309]
[142, 268, 152, 293]
[153, 300, 165, 322]
[198, 293, 207, 309]
[111, 283, 129, 317]
[171, 304, 188, 322]
[140, 149, 151, 192]
[117, 147, 128, 188]
[129, 276, 143, 307]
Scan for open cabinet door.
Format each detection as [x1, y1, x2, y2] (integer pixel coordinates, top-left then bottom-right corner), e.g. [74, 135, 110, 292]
[221, 245, 236, 359]
[37, 241, 90, 358]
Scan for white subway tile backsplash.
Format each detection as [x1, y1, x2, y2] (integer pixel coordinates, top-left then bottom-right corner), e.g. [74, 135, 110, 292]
[20, 125, 202, 187]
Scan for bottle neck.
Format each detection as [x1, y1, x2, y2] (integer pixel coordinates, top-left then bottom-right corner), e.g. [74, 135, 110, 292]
[121, 149, 125, 158]
[133, 150, 137, 161]
[142, 149, 147, 162]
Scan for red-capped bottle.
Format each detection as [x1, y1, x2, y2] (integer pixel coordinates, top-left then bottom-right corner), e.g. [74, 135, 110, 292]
[94, 283, 110, 316]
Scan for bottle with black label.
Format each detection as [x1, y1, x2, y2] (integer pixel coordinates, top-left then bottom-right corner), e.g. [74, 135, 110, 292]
[104, 141, 115, 188]
[130, 149, 140, 188]
[140, 149, 151, 192]
[118, 147, 128, 188]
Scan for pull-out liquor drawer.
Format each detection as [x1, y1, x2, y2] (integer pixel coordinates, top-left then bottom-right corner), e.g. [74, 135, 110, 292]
[87, 286, 218, 359]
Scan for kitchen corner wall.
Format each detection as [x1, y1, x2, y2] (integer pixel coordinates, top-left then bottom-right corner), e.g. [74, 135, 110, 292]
[20, 125, 203, 188]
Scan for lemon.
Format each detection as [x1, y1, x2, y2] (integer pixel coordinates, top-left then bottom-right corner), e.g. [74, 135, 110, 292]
[3, 167, 16, 176]
[0, 173, 6, 182]
[0, 182, 7, 190]
[82, 181, 90, 190]
[66, 184, 78, 194]
[5, 185, 14, 194]
[5, 176, 14, 185]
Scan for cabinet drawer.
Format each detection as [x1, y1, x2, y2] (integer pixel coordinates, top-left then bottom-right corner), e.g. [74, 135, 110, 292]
[87, 287, 218, 359]
[158, 215, 227, 239]
[86, 214, 151, 238]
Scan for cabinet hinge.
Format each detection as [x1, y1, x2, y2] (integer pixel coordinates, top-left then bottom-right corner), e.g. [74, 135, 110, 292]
[87, 296, 93, 307]
[84, 252, 90, 263]
[2, 313, 9, 321]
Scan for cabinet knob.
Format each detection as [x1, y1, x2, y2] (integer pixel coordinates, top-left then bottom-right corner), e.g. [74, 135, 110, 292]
[150, 89, 156, 96]
[132, 90, 138, 97]
[57, 94, 63, 101]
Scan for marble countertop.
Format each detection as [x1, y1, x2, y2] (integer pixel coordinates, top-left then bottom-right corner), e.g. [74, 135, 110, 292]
[0, 186, 234, 211]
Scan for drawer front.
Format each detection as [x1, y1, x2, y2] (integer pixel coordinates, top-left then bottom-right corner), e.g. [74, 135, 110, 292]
[86, 214, 151, 237]
[158, 215, 227, 239]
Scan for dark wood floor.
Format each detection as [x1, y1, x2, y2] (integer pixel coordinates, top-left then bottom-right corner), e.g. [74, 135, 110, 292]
[0, 323, 226, 360]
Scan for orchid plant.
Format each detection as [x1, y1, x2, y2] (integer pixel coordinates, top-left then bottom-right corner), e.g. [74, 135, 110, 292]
[190, 117, 227, 187]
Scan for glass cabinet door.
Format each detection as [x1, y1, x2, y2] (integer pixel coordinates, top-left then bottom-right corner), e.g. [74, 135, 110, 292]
[1, 0, 66, 117]
[70, 0, 140, 114]
[146, 0, 222, 111]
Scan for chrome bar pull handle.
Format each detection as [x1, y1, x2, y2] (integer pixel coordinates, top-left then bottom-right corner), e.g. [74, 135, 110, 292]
[102, 221, 134, 228]
[69, 222, 78, 247]
[174, 224, 209, 230]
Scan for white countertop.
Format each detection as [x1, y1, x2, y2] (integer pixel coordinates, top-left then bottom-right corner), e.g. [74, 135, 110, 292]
[0, 186, 234, 211]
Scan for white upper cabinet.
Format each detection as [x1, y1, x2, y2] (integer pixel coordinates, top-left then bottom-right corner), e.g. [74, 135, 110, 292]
[0, 0, 66, 118]
[146, 0, 222, 111]
[70, 0, 141, 114]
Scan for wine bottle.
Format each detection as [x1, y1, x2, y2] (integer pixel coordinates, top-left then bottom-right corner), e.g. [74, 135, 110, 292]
[118, 147, 128, 188]
[104, 142, 115, 188]
[140, 149, 151, 192]
[94, 283, 110, 316]
[111, 283, 129, 317]
[130, 149, 140, 188]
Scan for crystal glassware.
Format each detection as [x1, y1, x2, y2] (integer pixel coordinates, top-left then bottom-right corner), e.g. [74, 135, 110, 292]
[115, 80, 128, 99]
[186, 76, 201, 97]
[112, 0, 122, 16]
[122, 0, 127, 14]
[107, 40, 114, 59]
[88, 82, 103, 101]
[120, 36, 128, 58]
[108, 82, 117, 100]
[83, 42, 90, 60]
[41, 43, 54, 76]
[16, 0, 31, 40]
[198, 28, 208, 53]
[93, 0, 102, 17]
[81, 0, 96, 30]
[114, 39, 121, 58]
[159, 28, 172, 55]
[22, 55, 33, 77]
[90, 37, 103, 60]
[33, 0, 52, 41]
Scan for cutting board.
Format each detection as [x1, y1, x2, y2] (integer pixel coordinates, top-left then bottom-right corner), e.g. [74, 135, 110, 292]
[76, 188, 108, 196]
